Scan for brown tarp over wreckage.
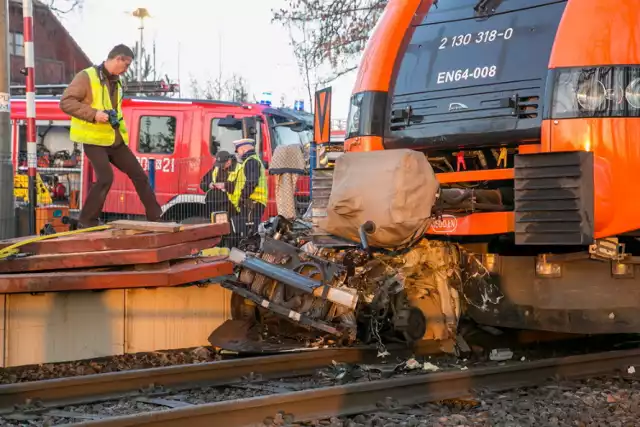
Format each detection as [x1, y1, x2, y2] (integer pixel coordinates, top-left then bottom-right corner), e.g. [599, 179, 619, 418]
[320, 149, 440, 249]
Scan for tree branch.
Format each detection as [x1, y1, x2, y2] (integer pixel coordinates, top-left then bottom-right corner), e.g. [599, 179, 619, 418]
[190, 73, 250, 103]
[272, 0, 386, 78]
[46, 0, 82, 15]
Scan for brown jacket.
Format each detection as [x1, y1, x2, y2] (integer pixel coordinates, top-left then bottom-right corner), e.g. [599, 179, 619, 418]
[59, 65, 124, 145]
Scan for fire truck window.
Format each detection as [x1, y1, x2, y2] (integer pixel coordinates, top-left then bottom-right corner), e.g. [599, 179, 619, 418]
[269, 114, 310, 152]
[138, 116, 176, 154]
[210, 118, 242, 155]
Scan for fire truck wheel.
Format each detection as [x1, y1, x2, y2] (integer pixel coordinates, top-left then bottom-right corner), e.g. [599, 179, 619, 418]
[180, 216, 210, 225]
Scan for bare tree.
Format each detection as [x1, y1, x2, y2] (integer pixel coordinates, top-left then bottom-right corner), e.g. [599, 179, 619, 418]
[45, 0, 83, 14]
[122, 45, 177, 97]
[272, 0, 387, 81]
[190, 73, 250, 103]
[287, 19, 320, 113]
[189, 75, 202, 99]
[226, 73, 249, 103]
[124, 46, 154, 83]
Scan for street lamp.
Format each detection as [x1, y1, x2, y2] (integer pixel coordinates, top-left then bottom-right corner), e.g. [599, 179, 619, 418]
[132, 8, 151, 82]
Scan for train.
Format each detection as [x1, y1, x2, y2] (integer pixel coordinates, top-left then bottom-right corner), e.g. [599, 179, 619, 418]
[212, 0, 640, 353]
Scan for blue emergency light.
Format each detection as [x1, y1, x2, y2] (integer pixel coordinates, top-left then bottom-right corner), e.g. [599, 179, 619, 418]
[259, 91, 273, 106]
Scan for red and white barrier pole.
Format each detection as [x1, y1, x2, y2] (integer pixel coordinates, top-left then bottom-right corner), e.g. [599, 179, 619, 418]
[23, 0, 37, 234]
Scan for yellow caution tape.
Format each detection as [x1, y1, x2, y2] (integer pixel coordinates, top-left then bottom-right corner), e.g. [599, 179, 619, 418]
[0, 225, 112, 260]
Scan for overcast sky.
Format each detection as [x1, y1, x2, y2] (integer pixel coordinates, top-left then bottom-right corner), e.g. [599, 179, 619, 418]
[58, 0, 357, 118]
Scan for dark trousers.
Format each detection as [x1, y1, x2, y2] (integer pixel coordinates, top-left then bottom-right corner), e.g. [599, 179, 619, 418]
[81, 143, 162, 226]
[205, 189, 232, 216]
[226, 201, 265, 248]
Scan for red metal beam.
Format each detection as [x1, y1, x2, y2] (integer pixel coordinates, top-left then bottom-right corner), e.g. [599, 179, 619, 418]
[0, 222, 230, 254]
[0, 257, 233, 293]
[0, 237, 223, 273]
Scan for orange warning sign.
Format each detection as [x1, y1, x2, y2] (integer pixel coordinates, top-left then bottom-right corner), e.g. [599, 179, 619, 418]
[314, 87, 332, 144]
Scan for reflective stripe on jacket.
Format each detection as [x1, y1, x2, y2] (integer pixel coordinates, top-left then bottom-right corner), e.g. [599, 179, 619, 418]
[228, 154, 267, 211]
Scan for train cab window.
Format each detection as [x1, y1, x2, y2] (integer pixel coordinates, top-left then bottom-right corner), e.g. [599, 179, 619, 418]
[138, 116, 176, 154]
[210, 118, 242, 155]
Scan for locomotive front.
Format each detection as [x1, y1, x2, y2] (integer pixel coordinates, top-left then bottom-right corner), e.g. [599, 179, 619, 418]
[210, 0, 640, 353]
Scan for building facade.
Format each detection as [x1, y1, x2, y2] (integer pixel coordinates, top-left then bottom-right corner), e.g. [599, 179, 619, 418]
[8, 0, 91, 85]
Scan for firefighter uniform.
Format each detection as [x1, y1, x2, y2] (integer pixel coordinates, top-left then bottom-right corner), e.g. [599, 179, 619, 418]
[226, 139, 268, 247]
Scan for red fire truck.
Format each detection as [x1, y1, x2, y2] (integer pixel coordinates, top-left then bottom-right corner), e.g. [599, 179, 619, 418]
[9, 84, 313, 228]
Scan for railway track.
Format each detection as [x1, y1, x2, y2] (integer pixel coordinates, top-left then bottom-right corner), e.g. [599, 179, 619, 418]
[59, 347, 639, 427]
[0, 341, 446, 425]
[1, 343, 638, 426]
[0, 347, 386, 415]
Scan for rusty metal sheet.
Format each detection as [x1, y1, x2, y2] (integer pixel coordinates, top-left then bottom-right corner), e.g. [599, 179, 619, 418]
[208, 319, 323, 354]
[0, 223, 230, 255]
[0, 238, 223, 273]
[0, 258, 233, 294]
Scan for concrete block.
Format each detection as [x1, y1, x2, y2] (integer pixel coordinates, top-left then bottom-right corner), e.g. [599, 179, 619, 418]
[125, 284, 231, 353]
[5, 291, 125, 367]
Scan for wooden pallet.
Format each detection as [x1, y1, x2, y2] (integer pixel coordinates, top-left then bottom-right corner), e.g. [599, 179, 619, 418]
[0, 221, 234, 293]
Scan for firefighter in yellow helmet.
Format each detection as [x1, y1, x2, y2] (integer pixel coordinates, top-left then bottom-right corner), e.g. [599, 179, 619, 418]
[227, 138, 268, 247]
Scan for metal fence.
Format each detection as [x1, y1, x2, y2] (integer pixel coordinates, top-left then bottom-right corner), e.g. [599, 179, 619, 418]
[6, 152, 312, 239]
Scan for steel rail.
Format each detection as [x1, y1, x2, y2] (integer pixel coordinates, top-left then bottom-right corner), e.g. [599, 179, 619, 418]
[0, 347, 386, 414]
[67, 347, 640, 427]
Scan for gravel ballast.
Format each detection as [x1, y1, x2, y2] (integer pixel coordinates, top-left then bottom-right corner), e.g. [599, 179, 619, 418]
[295, 374, 640, 427]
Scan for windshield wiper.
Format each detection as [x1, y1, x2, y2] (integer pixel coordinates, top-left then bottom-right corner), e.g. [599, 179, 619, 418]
[474, 0, 503, 16]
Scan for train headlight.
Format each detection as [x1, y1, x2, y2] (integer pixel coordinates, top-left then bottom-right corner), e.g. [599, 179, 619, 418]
[551, 66, 640, 119]
[576, 79, 606, 112]
[625, 78, 640, 109]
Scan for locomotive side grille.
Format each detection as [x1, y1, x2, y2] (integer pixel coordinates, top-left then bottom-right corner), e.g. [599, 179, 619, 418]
[514, 151, 594, 245]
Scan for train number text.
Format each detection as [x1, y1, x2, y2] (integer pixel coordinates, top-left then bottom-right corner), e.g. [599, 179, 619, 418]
[439, 28, 514, 50]
[436, 66, 498, 84]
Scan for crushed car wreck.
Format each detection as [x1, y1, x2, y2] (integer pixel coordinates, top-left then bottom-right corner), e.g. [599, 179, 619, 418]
[209, 149, 469, 354]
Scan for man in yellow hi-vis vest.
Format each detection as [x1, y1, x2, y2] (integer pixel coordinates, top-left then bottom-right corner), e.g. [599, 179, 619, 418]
[226, 138, 267, 247]
[60, 44, 161, 228]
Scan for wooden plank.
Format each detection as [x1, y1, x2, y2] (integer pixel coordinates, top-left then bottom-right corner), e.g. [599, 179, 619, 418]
[0, 237, 222, 273]
[0, 259, 233, 293]
[11, 223, 230, 255]
[109, 220, 184, 233]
